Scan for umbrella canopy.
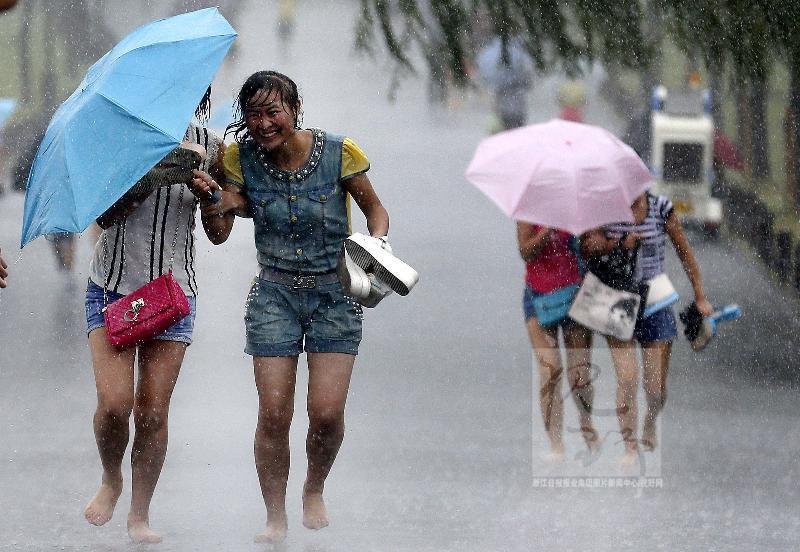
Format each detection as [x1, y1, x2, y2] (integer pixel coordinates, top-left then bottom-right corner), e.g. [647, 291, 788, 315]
[0, 98, 16, 131]
[20, 8, 236, 247]
[465, 119, 654, 235]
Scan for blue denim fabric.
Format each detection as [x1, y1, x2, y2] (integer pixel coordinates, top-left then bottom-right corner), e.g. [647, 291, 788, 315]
[240, 130, 349, 274]
[239, 130, 363, 357]
[633, 306, 677, 344]
[85, 279, 197, 345]
[244, 277, 362, 357]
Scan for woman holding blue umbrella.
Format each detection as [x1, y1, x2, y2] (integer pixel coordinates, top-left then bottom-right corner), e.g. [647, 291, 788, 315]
[82, 91, 243, 544]
[12, 7, 238, 544]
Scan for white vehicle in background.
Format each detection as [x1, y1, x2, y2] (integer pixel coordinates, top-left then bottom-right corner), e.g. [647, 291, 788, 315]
[650, 85, 722, 234]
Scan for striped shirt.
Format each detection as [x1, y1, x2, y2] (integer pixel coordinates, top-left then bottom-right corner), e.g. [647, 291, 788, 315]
[604, 193, 673, 282]
[89, 124, 222, 296]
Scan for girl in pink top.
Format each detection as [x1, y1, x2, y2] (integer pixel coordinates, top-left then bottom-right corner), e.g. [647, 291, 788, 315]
[524, 226, 582, 293]
[518, 223, 599, 462]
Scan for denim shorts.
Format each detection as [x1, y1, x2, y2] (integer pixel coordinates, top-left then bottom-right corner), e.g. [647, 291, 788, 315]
[634, 306, 677, 344]
[522, 285, 575, 328]
[244, 276, 363, 357]
[85, 279, 197, 345]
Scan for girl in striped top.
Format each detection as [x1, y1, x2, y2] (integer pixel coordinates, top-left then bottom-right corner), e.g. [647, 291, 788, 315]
[82, 90, 238, 544]
[583, 191, 713, 464]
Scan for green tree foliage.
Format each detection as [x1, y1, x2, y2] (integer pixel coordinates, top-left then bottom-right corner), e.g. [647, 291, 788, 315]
[768, 0, 800, 203]
[657, 0, 775, 179]
[356, 0, 651, 83]
[656, 0, 770, 81]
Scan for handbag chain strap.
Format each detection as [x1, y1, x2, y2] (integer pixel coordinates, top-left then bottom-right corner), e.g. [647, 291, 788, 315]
[101, 183, 187, 307]
[167, 183, 187, 273]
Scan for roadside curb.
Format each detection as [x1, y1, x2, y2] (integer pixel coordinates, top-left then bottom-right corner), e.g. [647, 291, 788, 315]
[719, 181, 800, 297]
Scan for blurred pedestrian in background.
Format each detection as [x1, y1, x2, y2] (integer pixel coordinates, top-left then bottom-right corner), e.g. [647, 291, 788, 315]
[518, 223, 599, 462]
[477, 35, 533, 131]
[557, 80, 587, 123]
[82, 91, 237, 544]
[220, 70, 390, 544]
[6, 108, 78, 276]
[277, 0, 296, 58]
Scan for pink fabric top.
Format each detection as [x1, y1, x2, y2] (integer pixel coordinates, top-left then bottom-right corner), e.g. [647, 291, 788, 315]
[524, 225, 582, 293]
[559, 106, 583, 123]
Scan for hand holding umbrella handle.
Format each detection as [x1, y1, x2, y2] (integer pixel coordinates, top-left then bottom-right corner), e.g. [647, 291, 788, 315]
[190, 170, 222, 203]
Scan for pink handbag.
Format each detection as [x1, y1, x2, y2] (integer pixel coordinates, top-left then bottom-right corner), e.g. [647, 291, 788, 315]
[100, 182, 191, 350]
[104, 272, 190, 350]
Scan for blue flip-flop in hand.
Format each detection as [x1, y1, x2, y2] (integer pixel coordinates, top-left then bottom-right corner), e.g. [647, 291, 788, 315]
[680, 302, 742, 351]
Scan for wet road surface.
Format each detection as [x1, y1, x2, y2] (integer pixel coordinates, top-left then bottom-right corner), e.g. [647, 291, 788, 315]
[1, 1, 799, 550]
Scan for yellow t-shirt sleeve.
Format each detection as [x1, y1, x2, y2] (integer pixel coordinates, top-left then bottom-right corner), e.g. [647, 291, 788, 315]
[223, 142, 245, 187]
[224, 139, 369, 184]
[341, 138, 369, 181]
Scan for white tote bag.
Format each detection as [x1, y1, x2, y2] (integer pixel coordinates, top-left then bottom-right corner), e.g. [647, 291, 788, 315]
[642, 273, 679, 318]
[568, 272, 641, 341]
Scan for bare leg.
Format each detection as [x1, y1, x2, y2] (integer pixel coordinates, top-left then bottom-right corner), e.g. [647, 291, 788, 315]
[85, 329, 135, 526]
[641, 340, 672, 451]
[303, 352, 355, 530]
[127, 340, 186, 544]
[606, 336, 640, 465]
[563, 324, 599, 450]
[526, 318, 566, 459]
[253, 356, 298, 544]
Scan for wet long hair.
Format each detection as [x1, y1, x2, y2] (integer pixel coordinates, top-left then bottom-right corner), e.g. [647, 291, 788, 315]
[225, 71, 303, 143]
[194, 86, 212, 125]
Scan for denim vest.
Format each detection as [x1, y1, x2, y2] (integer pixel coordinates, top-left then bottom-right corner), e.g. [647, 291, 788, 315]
[240, 130, 349, 274]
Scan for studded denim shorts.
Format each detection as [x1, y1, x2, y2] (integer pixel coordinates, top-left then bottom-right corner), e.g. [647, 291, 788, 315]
[85, 279, 197, 345]
[244, 276, 363, 357]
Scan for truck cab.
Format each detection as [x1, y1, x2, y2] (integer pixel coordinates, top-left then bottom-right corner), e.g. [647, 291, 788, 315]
[650, 86, 721, 233]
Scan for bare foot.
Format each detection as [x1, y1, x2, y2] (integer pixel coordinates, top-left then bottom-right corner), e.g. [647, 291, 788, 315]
[641, 419, 657, 451]
[619, 447, 639, 467]
[84, 477, 122, 526]
[302, 491, 329, 530]
[542, 441, 566, 464]
[254, 516, 288, 544]
[542, 449, 566, 464]
[127, 518, 162, 544]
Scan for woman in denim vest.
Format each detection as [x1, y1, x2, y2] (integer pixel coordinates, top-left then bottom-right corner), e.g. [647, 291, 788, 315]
[195, 71, 389, 543]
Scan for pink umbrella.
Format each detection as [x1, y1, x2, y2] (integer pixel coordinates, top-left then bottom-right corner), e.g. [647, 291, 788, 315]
[465, 119, 654, 235]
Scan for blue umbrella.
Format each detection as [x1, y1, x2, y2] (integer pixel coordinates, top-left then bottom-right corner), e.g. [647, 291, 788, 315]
[21, 8, 236, 247]
[0, 98, 16, 130]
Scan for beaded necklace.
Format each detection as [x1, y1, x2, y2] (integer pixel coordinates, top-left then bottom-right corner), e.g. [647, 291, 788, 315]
[254, 128, 325, 183]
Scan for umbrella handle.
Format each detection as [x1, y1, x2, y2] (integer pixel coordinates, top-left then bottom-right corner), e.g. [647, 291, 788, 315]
[208, 190, 221, 204]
